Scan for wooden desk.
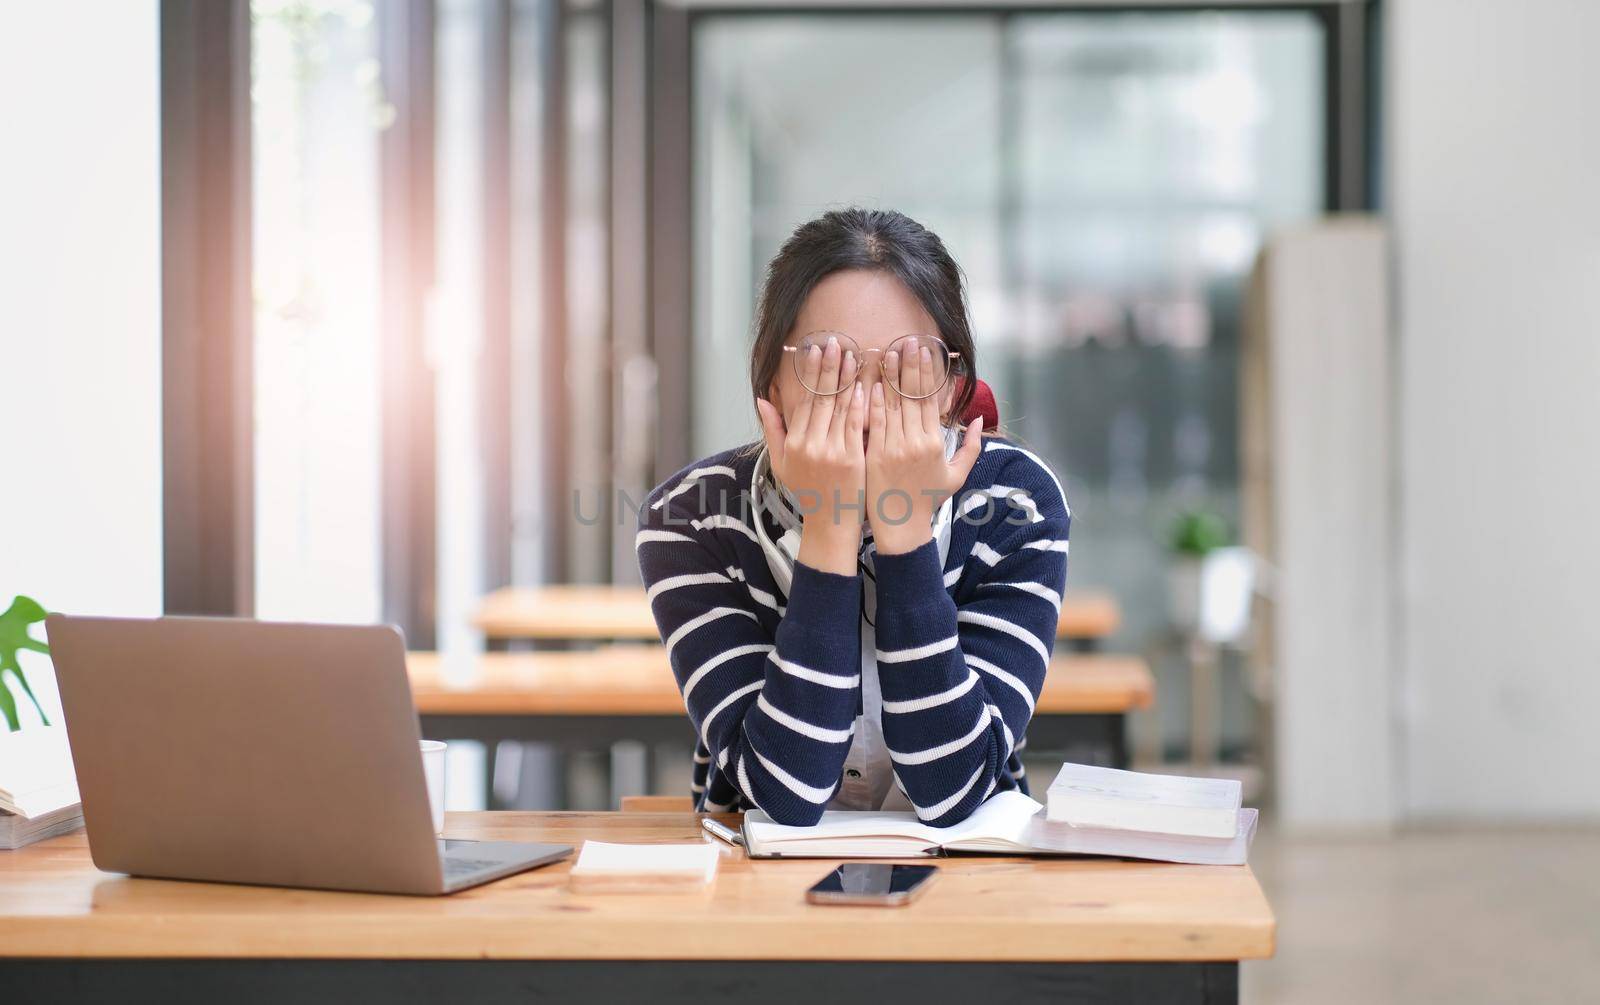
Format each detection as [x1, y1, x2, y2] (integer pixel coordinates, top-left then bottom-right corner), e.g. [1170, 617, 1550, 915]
[474, 584, 1122, 646]
[409, 650, 1153, 802]
[0, 811, 1273, 1003]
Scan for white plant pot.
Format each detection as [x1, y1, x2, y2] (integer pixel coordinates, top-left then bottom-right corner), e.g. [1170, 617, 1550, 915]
[1168, 557, 1204, 633]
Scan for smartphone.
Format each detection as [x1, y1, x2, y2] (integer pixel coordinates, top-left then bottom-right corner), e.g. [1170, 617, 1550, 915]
[804, 863, 938, 906]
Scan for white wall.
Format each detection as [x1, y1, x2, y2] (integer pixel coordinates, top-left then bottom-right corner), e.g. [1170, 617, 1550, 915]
[0, 2, 163, 726]
[1249, 220, 1397, 830]
[1390, 0, 1600, 819]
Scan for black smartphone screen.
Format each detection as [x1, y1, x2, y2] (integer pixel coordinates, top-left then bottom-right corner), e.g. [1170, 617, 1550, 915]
[809, 863, 938, 898]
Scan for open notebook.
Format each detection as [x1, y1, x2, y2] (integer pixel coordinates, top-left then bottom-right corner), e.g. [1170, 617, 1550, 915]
[742, 790, 1258, 866]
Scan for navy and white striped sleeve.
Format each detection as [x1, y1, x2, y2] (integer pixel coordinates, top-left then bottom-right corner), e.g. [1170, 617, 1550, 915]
[872, 444, 1070, 826]
[636, 474, 864, 826]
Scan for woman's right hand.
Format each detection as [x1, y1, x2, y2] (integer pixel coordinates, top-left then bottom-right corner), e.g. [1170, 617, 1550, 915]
[754, 336, 865, 575]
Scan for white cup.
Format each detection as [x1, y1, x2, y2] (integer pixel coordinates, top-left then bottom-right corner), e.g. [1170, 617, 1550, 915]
[420, 740, 448, 836]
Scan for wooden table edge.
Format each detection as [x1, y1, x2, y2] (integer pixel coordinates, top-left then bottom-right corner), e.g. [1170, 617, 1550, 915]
[0, 916, 1276, 962]
[0, 811, 1272, 964]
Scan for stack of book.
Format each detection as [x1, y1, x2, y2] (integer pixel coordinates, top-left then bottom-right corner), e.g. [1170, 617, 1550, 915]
[1038, 762, 1256, 864]
[742, 762, 1257, 865]
[0, 727, 84, 850]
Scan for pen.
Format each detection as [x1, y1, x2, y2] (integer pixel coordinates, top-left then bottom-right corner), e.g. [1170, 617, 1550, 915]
[701, 817, 744, 848]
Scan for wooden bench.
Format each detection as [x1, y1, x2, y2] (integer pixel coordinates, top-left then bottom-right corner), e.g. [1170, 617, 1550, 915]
[472, 585, 1122, 648]
[619, 794, 692, 812]
[408, 649, 1153, 806]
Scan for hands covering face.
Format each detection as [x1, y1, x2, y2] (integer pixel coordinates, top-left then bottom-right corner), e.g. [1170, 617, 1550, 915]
[755, 337, 982, 556]
[755, 335, 865, 531]
[864, 344, 983, 555]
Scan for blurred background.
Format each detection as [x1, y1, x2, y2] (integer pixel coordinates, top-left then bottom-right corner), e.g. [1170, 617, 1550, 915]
[2, 1, 1597, 1000]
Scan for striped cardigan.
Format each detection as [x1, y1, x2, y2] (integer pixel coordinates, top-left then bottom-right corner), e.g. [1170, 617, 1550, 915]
[635, 435, 1070, 827]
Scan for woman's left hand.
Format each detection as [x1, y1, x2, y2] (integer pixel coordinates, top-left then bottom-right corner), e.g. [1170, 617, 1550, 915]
[866, 345, 983, 556]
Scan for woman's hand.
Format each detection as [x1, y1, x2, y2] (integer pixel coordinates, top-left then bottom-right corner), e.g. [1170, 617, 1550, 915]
[754, 336, 866, 575]
[866, 345, 983, 556]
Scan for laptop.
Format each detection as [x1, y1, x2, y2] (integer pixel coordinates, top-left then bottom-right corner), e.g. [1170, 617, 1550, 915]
[47, 614, 571, 895]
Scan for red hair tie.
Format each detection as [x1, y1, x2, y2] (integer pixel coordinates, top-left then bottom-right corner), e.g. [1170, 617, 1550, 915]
[956, 377, 999, 431]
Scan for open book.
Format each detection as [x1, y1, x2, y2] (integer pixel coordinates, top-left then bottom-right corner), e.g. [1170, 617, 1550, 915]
[742, 790, 1257, 866]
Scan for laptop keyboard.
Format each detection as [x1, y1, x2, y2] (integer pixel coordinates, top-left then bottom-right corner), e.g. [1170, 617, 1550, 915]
[442, 856, 505, 878]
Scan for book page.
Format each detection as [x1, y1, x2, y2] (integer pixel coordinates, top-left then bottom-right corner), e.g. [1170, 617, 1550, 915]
[570, 841, 720, 878]
[1048, 763, 1241, 811]
[937, 790, 1044, 848]
[1019, 808, 1259, 865]
[0, 727, 79, 819]
[744, 809, 941, 850]
[745, 790, 1044, 855]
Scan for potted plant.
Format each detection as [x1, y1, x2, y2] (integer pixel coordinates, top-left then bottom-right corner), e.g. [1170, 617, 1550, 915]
[0, 595, 52, 731]
[1166, 510, 1231, 633]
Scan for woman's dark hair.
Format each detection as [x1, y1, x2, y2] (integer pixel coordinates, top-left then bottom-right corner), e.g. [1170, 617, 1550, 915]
[750, 207, 977, 427]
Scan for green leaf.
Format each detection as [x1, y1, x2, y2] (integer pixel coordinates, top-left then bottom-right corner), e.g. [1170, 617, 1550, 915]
[0, 681, 17, 732]
[1168, 510, 1231, 557]
[0, 595, 52, 731]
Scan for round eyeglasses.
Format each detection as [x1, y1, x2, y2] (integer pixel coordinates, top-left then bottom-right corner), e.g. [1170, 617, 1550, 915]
[782, 331, 962, 400]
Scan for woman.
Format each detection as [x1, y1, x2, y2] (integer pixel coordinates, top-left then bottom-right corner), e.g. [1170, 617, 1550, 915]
[637, 207, 1070, 827]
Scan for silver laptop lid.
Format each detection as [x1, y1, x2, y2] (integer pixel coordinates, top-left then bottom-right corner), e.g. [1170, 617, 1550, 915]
[48, 615, 446, 895]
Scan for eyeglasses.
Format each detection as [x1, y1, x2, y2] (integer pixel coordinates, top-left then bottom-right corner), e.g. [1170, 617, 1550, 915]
[782, 331, 962, 400]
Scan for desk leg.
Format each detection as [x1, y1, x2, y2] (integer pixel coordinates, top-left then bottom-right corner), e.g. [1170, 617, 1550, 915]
[422, 715, 696, 810]
[1022, 713, 1130, 770]
[610, 739, 650, 807]
[1109, 712, 1130, 769]
[0, 960, 1239, 1004]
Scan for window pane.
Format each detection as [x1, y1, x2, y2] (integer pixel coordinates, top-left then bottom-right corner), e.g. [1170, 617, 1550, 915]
[1002, 12, 1324, 648]
[564, 6, 613, 583]
[251, 0, 385, 623]
[691, 11, 1323, 662]
[692, 14, 1005, 454]
[0, 1, 162, 728]
[433, 0, 488, 656]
